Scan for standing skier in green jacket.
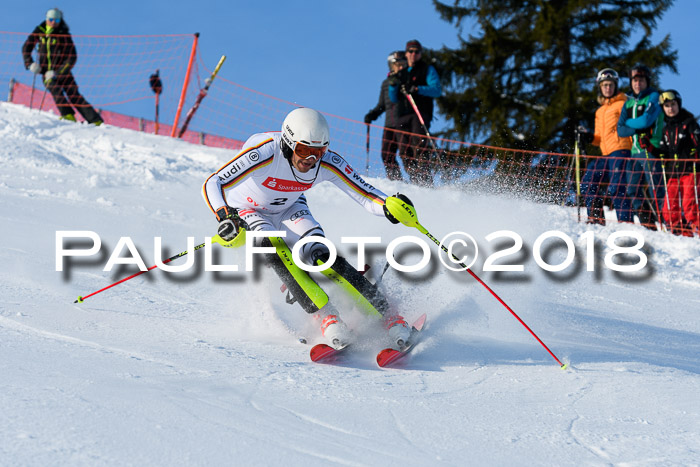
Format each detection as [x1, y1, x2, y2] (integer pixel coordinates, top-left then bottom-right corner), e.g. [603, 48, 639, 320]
[22, 8, 102, 125]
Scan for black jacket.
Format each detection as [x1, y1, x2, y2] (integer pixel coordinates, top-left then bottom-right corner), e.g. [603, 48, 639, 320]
[657, 108, 700, 176]
[366, 75, 399, 129]
[393, 61, 434, 122]
[22, 21, 76, 74]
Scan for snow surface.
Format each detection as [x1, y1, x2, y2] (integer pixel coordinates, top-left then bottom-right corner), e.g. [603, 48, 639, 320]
[1, 102, 699, 466]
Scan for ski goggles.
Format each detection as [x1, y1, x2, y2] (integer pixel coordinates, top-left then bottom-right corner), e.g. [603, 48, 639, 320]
[294, 142, 327, 160]
[659, 91, 680, 104]
[47, 17, 61, 23]
[596, 68, 618, 83]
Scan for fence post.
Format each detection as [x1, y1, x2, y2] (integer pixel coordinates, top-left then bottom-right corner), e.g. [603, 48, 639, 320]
[170, 32, 199, 137]
[8, 78, 15, 102]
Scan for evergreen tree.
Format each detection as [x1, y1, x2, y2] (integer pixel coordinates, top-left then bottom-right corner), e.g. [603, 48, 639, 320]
[432, 0, 677, 152]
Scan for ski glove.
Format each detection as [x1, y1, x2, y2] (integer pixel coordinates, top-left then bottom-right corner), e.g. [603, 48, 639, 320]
[364, 112, 373, 124]
[384, 193, 413, 224]
[388, 68, 408, 88]
[401, 84, 418, 96]
[44, 70, 55, 85]
[387, 74, 401, 88]
[29, 62, 41, 74]
[216, 206, 246, 241]
[639, 135, 654, 152]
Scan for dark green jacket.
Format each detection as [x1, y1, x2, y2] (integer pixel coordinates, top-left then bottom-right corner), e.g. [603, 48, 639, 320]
[22, 21, 76, 74]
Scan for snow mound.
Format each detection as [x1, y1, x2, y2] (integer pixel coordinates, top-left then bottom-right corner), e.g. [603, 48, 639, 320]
[1, 102, 698, 465]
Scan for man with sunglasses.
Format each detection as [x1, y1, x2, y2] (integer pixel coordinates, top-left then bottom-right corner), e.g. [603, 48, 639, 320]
[388, 39, 442, 186]
[202, 108, 415, 349]
[640, 90, 700, 236]
[22, 8, 102, 125]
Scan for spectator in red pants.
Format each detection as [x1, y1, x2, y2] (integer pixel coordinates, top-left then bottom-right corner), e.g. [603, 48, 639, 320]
[641, 90, 700, 236]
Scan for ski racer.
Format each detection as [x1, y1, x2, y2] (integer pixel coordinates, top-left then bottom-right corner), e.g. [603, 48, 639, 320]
[202, 107, 413, 349]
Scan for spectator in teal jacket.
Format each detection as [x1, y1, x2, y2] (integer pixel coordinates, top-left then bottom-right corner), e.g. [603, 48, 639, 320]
[617, 64, 665, 229]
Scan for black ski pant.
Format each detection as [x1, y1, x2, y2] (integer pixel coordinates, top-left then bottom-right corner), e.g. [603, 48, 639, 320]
[396, 114, 433, 187]
[380, 127, 403, 181]
[47, 72, 102, 124]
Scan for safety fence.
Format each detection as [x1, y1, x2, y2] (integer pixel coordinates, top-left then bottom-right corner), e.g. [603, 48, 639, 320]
[8, 80, 243, 149]
[2, 30, 698, 236]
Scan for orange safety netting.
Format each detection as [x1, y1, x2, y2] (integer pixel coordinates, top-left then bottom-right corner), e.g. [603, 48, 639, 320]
[3, 31, 698, 236]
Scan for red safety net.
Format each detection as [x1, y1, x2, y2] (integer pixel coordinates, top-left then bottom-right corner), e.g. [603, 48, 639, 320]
[3, 31, 698, 236]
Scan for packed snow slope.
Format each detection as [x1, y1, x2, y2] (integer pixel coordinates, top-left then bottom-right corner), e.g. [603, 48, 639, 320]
[1, 102, 699, 466]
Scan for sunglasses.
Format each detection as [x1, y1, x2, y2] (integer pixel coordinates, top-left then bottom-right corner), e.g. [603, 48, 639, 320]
[406, 49, 421, 54]
[659, 91, 679, 104]
[294, 142, 327, 160]
[47, 17, 61, 23]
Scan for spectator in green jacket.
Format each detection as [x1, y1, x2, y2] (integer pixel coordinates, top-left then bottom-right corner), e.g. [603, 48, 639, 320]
[617, 64, 665, 229]
[22, 8, 102, 125]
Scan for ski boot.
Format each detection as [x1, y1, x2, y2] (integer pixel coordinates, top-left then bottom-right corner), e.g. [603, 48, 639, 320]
[384, 314, 412, 348]
[318, 307, 351, 349]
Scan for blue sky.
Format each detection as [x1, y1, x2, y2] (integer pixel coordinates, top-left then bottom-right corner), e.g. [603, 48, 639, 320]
[8, 0, 699, 135]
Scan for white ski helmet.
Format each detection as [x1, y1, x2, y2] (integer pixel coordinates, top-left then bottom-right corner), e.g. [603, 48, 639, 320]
[596, 68, 619, 86]
[595, 68, 619, 95]
[46, 8, 63, 22]
[280, 108, 330, 159]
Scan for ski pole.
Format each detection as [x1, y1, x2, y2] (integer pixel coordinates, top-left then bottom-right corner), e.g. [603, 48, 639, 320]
[74, 232, 244, 303]
[29, 73, 36, 109]
[178, 55, 226, 138]
[641, 189, 660, 225]
[660, 156, 671, 213]
[365, 124, 370, 175]
[405, 94, 438, 152]
[39, 86, 47, 111]
[574, 137, 581, 222]
[673, 154, 682, 232]
[155, 91, 160, 134]
[385, 197, 567, 369]
[694, 162, 699, 225]
[405, 92, 442, 167]
[643, 147, 665, 230]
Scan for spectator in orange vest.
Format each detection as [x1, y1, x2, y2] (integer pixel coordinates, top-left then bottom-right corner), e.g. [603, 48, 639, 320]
[578, 68, 633, 224]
